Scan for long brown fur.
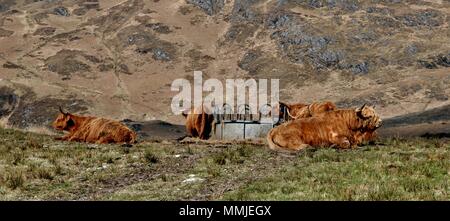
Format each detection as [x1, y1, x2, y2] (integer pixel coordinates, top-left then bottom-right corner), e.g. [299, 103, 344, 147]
[267, 105, 382, 152]
[52, 108, 137, 144]
[279, 101, 337, 120]
[182, 105, 214, 140]
[280, 101, 376, 144]
[353, 130, 378, 145]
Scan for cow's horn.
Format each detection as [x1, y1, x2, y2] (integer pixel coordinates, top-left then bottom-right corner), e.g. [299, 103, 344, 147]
[59, 106, 66, 114]
[286, 108, 297, 120]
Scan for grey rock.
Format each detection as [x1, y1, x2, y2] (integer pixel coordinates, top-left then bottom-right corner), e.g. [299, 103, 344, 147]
[369, 15, 400, 28]
[98, 64, 113, 72]
[0, 0, 16, 13]
[435, 53, 450, 67]
[187, 0, 224, 15]
[397, 10, 443, 27]
[351, 31, 379, 44]
[231, 0, 261, 23]
[2, 61, 21, 69]
[286, 0, 359, 11]
[350, 61, 369, 74]
[266, 12, 292, 29]
[145, 23, 172, 34]
[405, 44, 418, 55]
[8, 96, 88, 129]
[0, 87, 18, 118]
[418, 53, 450, 69]
[238, 50, 260, 71]
[316, 50, 342, 67]
[270, 23, 343, 69]
[33, 27, 56, 36]
[152, 48, 171, 61]
[127, 33, 149, 45]
[45, 50, 96, 77]
[307, 0, 324, 8]
[418, 60, 438, 69]
[366, 7, 392, 15]
[223, 23, 257, 44]
[118, 25, 177, 61]
[54, 7, 70, 16]
[119, 64, 131, 74]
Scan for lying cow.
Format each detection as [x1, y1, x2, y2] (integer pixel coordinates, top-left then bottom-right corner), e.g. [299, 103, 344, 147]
[267, 104, 382, 152]
[279, 101, 376, 144]
[52, 107, 137, 144]
[182, 105, 214, 140]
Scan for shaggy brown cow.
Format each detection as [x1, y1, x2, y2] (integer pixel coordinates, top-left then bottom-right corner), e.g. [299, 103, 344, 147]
[182, 105, 214, 140]
[351, 105, 381, 145]
[52, 107, 137, 144]
[313, 104, 378, 145]
[267, 104, 382, 152]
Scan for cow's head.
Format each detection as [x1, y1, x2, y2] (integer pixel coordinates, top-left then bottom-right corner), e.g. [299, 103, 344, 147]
[273, 101, 294, 120]
[355, 104, 382, 129]
[52, 106, 75, 131]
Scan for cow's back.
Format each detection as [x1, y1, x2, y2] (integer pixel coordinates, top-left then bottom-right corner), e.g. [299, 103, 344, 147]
[309, 101, 337, 115]
[268, 110, 358, 150]
[80, 118, 136, 144]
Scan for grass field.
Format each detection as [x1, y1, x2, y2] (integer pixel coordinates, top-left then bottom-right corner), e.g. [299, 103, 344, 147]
[0, 127, 448, 200]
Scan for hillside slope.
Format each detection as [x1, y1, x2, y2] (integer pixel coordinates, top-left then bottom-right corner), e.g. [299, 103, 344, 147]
[0, 0, 449, 134]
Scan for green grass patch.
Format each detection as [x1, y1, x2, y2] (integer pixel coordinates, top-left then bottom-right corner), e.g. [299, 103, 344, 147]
[0, 127, 448, 200]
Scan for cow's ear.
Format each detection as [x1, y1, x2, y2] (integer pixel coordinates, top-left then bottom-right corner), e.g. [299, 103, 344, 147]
[355, 103, 366, 112]
[360, 103, 367, 111]
[355, 106, 363, 118]
[64, 113, 75, 130]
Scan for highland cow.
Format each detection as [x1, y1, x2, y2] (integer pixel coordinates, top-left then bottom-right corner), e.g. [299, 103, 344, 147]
[52, 107, 137, 144]
[182, 105, 214, 140]
[267, 104, 382, 152]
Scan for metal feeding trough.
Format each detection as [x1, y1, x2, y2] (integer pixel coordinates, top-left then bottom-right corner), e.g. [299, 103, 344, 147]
[212, 103, 289, 140]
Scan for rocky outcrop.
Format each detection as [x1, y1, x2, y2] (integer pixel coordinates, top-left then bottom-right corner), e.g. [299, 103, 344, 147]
[187, 0, 224, 15]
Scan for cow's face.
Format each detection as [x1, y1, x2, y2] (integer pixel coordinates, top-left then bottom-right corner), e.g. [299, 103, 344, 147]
[356, 105, 382, 129]
[52, 112, 75, 131]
